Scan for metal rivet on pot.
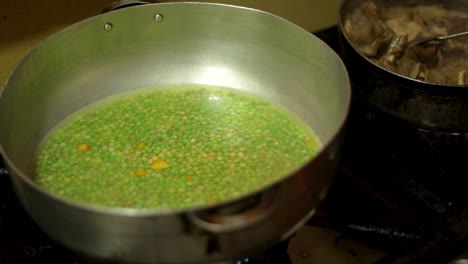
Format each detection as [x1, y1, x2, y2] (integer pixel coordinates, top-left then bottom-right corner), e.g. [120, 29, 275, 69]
[104, 23, 113, 31]
[154, 14, 164, 22]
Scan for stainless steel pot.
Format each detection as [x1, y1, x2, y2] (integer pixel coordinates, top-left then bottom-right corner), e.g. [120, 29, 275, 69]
[0, 3, 350, 263]
[338, 0, 468, 132]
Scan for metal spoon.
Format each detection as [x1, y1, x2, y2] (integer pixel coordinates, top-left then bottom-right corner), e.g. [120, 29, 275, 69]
[407, 30, 468, 48]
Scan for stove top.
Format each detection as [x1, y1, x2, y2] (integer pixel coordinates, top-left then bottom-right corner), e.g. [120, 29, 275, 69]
[1, 26, 468, 264]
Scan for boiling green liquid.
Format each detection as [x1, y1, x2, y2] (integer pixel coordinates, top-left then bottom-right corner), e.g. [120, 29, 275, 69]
[33, 85, 320, 209]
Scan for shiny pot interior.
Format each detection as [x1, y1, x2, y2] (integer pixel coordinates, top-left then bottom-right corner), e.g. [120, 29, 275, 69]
[0, 3, 350, 263]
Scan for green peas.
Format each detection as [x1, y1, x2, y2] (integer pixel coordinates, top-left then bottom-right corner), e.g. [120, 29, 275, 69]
[33, 85, 320, 209]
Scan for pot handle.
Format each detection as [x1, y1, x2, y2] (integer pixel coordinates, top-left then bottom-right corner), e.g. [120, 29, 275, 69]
[187, 187, 278, 233]
[101, 0, 160, 14]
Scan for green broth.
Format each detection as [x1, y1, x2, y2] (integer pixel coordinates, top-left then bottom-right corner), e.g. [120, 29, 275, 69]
[33, 85, 321, 209]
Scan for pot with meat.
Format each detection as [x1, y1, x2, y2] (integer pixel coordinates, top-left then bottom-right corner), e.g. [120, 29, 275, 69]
[0, 2, 350, 263]
[339, 0, 468, 132]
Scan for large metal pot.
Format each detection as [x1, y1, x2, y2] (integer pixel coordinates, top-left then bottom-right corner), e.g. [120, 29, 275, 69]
[0, 2, 350, 263]
[338, 0, 468, 132]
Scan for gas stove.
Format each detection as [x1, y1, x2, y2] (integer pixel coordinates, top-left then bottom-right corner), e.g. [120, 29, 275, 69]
[1, 26, 468, 264]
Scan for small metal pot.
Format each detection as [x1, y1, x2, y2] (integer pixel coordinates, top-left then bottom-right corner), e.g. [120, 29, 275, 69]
[0, 3, 350, 263]
[338, 0, 468, 132]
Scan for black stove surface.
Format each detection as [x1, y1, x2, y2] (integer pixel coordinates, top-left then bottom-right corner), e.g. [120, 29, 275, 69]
[0, 159, 84, 264]
[1, 26, 468, 264]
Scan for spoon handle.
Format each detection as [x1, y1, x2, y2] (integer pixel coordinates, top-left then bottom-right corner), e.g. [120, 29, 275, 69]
[438, 31, 468, 40]
[406, 36, 438, 48]
[407, 30, 468, 48]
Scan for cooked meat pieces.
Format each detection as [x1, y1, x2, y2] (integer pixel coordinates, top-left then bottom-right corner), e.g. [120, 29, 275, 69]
[344, 1, 395, 57]
[344, 1, 468, 86]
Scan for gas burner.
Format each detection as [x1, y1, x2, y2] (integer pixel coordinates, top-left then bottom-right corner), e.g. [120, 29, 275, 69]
[414, 127, 467, 136]
[411, 126, 468, 148]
